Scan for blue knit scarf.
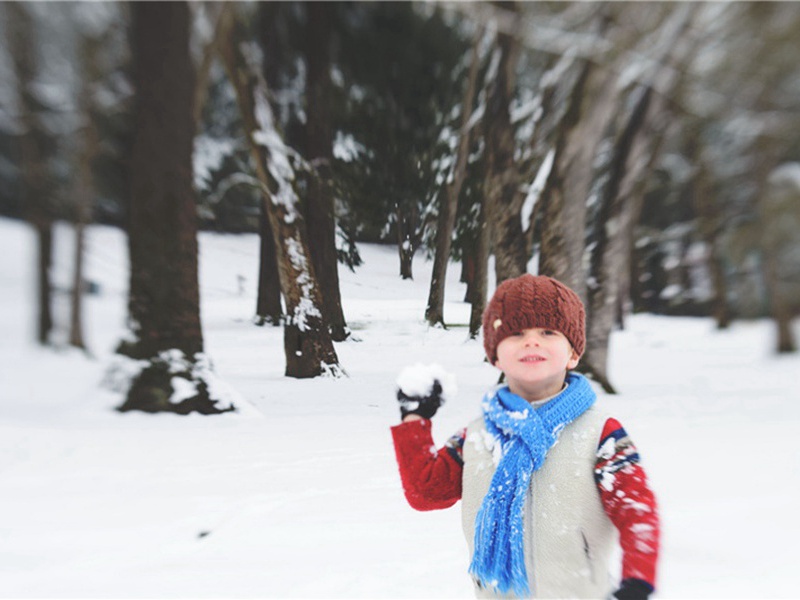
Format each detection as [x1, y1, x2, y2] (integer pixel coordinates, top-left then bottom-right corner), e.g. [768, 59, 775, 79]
[468, 372, 596, 597]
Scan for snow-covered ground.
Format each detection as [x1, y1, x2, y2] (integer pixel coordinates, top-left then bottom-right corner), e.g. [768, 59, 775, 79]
[1, 217, 799, 598]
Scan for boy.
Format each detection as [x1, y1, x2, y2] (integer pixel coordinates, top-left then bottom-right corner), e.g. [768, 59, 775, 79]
[391, 274, 659, 599]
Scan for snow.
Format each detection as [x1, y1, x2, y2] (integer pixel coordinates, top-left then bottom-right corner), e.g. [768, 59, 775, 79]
[284, 235, 322, 332]
[333, 131, 365, 163]
[193, 135, 235, 191]
[396, 363, 458, 402]
[2, 217, 800, 598]
[768, 162, 800, 189]
[521, 148, 554, 233]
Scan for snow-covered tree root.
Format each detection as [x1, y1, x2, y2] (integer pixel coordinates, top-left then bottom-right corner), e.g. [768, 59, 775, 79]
[109, 351, 236, 415]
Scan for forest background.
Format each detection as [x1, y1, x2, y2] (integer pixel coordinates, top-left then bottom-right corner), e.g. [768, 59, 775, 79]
[3, 1, 800, 407]
[1, 1, 800, 596]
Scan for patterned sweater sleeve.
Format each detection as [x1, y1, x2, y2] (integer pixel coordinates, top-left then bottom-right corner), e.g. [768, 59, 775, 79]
[594, 418, 660, 590]
[390, 419, 465, 511]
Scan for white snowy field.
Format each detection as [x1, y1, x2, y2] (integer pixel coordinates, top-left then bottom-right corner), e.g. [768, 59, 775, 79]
[1, 216, 799, 599]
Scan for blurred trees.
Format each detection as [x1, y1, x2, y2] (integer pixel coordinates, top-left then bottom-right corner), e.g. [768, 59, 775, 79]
[5, 3, 55, 345]
[303, 2, 348, 341]
[762, 163, 800, 353]
[2, 1, 799, 395]
[217, 5, 341, 378]
[117, 1, 232, 415]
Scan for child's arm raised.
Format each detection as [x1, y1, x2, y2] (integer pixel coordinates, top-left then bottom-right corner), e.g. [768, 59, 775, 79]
[594, 418, 660, 599]
[390, 364, 463, 511]
[391, 420, 464, 510]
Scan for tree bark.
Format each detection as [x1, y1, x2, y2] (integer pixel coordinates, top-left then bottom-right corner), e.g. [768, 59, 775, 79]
[69, 32, 102, 352]
[763, 162, 799, 353]
[483, 3, 526, 285]
[119, 1, 231, 414]
[255, 197, 282, 325]
[765, 249, 797, 353]
[469, 197, 490, 339]
[304, 1, 349, 341]
[538, 57, 613, 304]
[396, 203, 419, 281]
[35, 225, 54, 345]
[462, 252, 477, 303]
[117, 2, 235, 414]
[426, 30, 482, 327]
[8, 2, 54, 346]
[219, 15, 341, 378]
[125, 1, 203, 359]
[582, 87, 655, 393]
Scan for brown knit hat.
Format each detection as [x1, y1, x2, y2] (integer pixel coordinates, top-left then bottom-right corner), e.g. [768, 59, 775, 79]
[482, 274, 585, 364]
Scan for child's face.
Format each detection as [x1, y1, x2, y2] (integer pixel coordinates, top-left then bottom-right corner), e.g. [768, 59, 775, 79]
[494, 327, 580, 402]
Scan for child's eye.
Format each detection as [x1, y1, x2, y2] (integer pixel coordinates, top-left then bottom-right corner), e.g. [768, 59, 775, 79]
[542, 330, 557, 336]
[511, 331, 524, 336]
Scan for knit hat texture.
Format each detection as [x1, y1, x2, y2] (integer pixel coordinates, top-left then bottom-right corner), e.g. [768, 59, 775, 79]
[482, 274, 585, 364]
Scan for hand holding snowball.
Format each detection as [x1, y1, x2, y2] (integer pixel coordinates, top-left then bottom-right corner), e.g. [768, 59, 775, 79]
[395, 363, 457, 421]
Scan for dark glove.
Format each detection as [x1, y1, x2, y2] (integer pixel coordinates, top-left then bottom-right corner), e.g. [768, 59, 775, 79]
[613, 578, 653, 600]
[397, 379, 444, 420]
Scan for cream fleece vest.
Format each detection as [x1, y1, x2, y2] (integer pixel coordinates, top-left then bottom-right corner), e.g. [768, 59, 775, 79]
[461, 406, 617, 599]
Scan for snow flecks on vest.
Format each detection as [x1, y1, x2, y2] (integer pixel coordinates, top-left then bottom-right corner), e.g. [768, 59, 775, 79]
[285, 236, 321, 331]
[467, 427, 503, 467]
[395, 363, 458, 402]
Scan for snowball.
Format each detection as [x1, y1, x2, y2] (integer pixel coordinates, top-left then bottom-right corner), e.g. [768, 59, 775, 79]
[395, 363, 457, 402]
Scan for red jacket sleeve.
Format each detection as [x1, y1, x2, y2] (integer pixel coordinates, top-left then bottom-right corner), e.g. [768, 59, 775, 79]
[390, 419, 464, 511]
[595, 418, 660, 589]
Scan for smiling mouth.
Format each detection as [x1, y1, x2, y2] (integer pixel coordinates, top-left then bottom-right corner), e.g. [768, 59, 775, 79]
[520, 355, 545, 363]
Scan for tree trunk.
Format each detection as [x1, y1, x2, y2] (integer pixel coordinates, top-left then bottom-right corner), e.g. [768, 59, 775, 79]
[462, 252, 477, 303]
[583, 87, 655, 394]
[396, 204, 417, 280]
[582, 5, 699, 390]
[192, 2, 233, 125]
[688, 140, 732, 329]
[469, 198, 490, 339]
[69, 32, 102, 352]
[763, 229, 797, 352]
[69, 224, 87, 351]
[426, 30, 482, 327]
[483, 4, 526, 285]
[219, 14, 341, 378]
[36, 224, 54, 345]
[763, 162, 799, 354]
[255, 197, 282, 325]
[119, 1, 231, 415]
[538, 57, 613, 304]
[304, 1, 349, 341]
[8, 2, 54, 346]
